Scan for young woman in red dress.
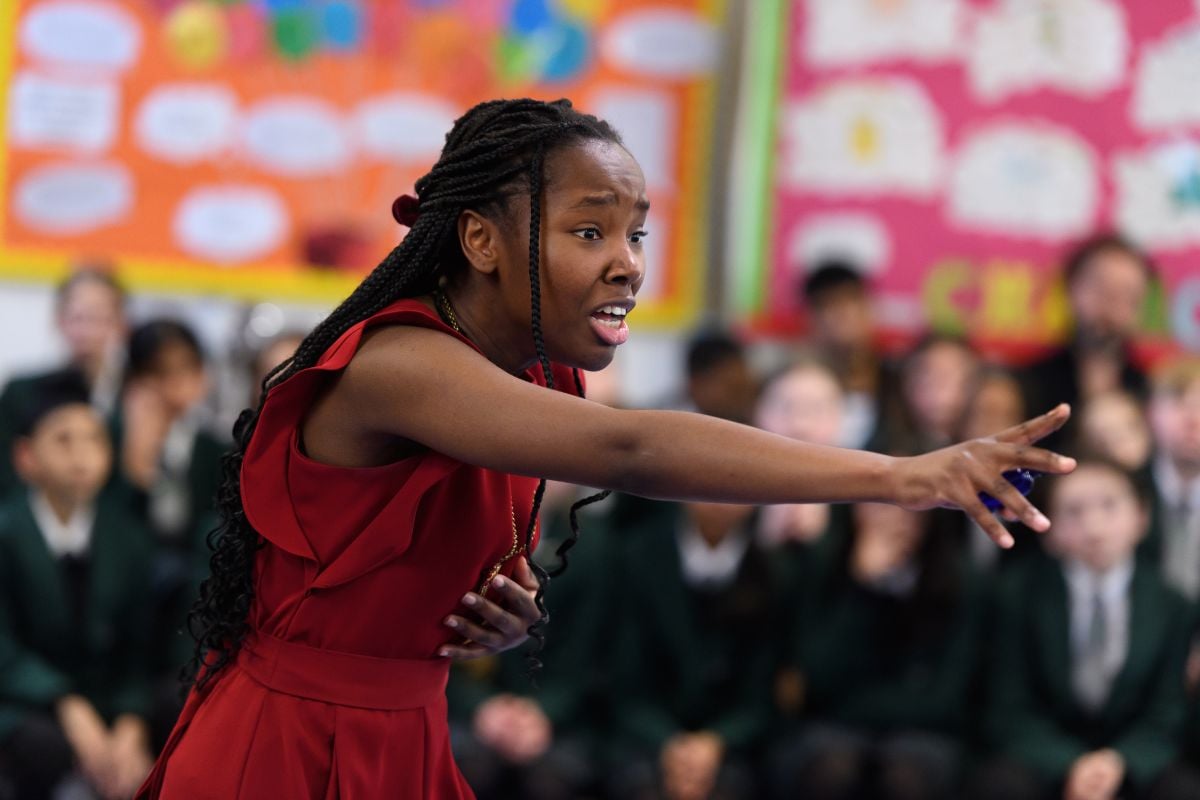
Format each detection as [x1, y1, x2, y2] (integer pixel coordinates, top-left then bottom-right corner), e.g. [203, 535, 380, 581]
[137, 98, 1073, 799]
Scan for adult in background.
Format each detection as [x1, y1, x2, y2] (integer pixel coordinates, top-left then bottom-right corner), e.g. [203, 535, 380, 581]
[1023, 234, 1153, 452]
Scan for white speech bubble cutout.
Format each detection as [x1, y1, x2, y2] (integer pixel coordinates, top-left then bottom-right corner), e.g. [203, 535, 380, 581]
[354, 93, 457, 163]
[173, 185, 289, 263]
[602, 9, 718, 78]
[8, 71, 120, 153]
[135, 84, 238, 164]
[242, 97, 351, 177]
[20, 1, 142, 72]
[590, 88, 675, 191]
[788, 213, 891, 277]
[14, 162, 133, 234]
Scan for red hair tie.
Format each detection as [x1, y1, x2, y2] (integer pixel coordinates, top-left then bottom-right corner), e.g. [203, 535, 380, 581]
[392, 194, 420, 227]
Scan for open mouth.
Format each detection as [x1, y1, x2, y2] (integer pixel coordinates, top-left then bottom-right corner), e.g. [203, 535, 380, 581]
[589, 304, 630, 346]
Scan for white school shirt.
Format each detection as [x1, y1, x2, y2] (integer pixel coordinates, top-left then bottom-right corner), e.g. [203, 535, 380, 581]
[29, 490, 95, 558]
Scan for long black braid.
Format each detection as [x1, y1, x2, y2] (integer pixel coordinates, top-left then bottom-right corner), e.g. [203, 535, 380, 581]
[185, 98, 622, 688]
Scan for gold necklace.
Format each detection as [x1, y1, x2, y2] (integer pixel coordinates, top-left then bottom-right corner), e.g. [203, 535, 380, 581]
[433, 289, 523, 598]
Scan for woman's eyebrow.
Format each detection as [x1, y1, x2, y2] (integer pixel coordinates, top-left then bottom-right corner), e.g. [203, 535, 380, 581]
[568, 192, 651, 212]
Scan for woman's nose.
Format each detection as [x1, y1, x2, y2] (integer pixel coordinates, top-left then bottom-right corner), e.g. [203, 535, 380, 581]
[607, 242, 644, 287]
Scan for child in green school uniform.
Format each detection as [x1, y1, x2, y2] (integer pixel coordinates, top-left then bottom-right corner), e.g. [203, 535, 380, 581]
[0, 268, 127, 498]
[0, 371, 156, 800]
[977, 458, 1200, 800]
[115, 320, 226, 689]
[606, 499, 776, 800]
[767, 502, 983, 800]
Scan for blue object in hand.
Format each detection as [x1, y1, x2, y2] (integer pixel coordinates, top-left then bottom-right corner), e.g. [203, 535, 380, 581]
[979, 469, 1038, 512]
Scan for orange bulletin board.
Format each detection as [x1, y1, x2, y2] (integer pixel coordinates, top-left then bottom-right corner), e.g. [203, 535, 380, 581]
[0, 0, 721, 325]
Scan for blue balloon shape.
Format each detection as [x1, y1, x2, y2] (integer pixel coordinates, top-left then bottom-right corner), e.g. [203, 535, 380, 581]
[322, 0, 362, 50]
[541, 21, 589, 82]
[511, 0, 553, 35]
[264, 0, 304, 12]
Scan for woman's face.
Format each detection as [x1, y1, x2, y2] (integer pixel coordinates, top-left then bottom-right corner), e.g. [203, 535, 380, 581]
[493, 138, 649, 371]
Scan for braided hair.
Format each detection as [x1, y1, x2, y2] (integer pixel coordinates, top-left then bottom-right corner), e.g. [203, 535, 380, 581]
[185, 98, 620, 688]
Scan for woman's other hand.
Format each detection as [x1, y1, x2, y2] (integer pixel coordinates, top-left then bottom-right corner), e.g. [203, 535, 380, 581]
[893, 404, 1076, 548]
[439, 556, 541, 659]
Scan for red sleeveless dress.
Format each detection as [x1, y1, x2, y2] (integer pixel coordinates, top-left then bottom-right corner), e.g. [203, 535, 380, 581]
[136, 298, 576, 799]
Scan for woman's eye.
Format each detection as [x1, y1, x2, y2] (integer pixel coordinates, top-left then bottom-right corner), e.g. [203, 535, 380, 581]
[575, 227, 602, 241]
[630, 229, 649, 245]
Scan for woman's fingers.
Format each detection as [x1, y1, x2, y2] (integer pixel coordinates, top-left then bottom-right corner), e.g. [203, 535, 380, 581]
[995, 403, 1071, 446]
[443, 613, 512, 649]
[962, 495, 1016, 549]
[981, 471, 1050, 532]
[487, 575, 542, 625]
[439, 574, 541, 655]
[1002, 444, 1076, 475]
[512, 556, 539, 592]
[439, 642, 493, 660]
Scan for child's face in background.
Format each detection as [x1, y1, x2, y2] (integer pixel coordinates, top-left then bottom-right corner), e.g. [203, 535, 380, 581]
[904, 342, 977, 437]
[56, 280, 124, 367]
[755, 366, 844, 447]
[688, 357, 757, 424]
[1081, 393, 1152, 472]
[146, 340, 208, 417]
[960, 373, 1024, 440]
[809, 286, 872, 352]
[16, 405, 112, 505]
[1049, 465, 1147, 574]
[1150, 379, 1200, 472]
[853, 502, 926, 553]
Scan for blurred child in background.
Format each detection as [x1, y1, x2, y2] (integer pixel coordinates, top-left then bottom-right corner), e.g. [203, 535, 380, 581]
[0, 267, 127, 497]
[977, 459, 1197, 800]
[118, 319, 223, 548]
[116, 319, 227, 749]
[607, 499, 775, 800]
[680, 329, 757, 424]
[768, 501, 980, 800]
[754, 355, 847, 550]
[1079, 392, 1154, 476]
[799, 261, 895, 449]
[887, 334, 979, 454]
[1146, 357, 1200, 602]
[0, 371, 155, 800]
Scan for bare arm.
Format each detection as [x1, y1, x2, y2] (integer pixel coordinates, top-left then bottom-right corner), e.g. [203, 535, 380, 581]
[341, 326, 1074, 547]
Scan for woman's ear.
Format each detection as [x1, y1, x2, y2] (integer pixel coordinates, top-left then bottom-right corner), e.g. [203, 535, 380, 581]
[457, 210, 500, 276]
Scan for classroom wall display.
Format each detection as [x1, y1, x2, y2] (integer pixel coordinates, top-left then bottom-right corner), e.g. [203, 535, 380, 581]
[738, 0, 1200, 355]
[0, 0, 722, 325]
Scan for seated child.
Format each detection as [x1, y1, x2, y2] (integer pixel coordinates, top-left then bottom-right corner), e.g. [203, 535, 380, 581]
[754, 356, 848, 550]
[768, 502, 981, 800]
[978, 458, 1197, 800]
[0, 370, 156, 800]
[607, 499, 775, 800]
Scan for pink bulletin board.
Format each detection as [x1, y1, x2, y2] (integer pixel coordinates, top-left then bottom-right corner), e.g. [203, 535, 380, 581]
[740, 0, 1200, 360]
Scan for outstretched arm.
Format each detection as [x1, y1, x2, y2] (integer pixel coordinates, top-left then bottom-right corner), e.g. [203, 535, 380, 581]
[341, 326, 1074, 547]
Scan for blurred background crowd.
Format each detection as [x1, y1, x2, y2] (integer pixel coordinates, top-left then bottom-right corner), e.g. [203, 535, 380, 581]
[3, 1, 1200, 799]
